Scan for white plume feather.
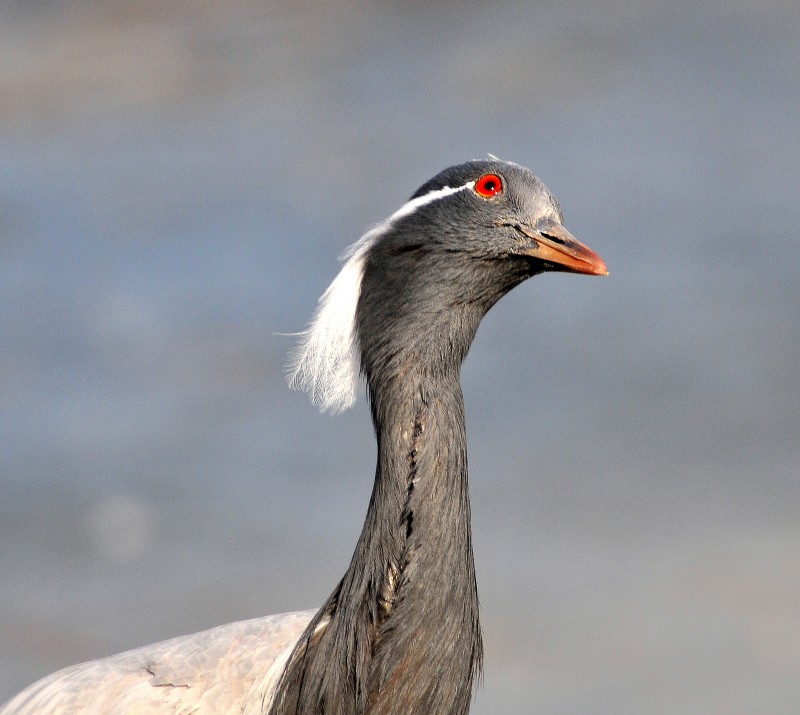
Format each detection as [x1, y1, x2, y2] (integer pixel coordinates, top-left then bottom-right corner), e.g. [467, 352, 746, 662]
[286, 230, 376, 413]
[287, 182, 473, 413]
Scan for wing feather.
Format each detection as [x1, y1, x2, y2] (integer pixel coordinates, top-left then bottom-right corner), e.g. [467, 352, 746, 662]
[1, 610, 316, 715]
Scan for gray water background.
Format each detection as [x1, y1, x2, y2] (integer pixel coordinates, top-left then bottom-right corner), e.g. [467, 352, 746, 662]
[2, 1, 799, 712]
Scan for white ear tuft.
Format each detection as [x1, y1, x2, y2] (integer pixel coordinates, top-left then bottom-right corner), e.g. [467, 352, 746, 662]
[286, 230, 376, 413]
[287, 181, 474, 413]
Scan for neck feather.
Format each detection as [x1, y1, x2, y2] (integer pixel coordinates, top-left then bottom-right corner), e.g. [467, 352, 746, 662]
[268, 367, 482, 715]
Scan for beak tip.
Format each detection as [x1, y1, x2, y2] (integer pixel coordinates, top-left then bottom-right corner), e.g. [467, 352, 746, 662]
[583, 257, 609, 277]
[586, 249, 608, 277]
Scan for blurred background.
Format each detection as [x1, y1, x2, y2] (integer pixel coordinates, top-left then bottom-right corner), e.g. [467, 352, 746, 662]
[2, 1, 799, 712]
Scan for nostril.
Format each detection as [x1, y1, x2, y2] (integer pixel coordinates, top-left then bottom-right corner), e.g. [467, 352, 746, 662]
[540, 231, 567, 246]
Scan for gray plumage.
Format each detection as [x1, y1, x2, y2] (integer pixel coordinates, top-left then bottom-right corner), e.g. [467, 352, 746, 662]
[2, 160, 606, 715]
[2, 611, 316, 714]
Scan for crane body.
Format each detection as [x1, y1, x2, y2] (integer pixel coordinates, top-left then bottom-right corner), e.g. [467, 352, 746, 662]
[3, 160, 606, 715]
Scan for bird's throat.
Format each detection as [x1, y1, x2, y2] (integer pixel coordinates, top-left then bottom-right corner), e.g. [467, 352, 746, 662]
[269, 375, 481, 715]
[364, 382, 482, 714]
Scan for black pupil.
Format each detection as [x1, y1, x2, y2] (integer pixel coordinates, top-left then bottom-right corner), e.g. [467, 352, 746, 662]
[483, 178, 496, 192]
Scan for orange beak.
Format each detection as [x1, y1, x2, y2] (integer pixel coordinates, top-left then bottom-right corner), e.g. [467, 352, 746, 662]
[514, 218, 608, 276]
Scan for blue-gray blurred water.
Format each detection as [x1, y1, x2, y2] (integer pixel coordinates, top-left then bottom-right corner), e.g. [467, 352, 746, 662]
[2, 2, 799, 712]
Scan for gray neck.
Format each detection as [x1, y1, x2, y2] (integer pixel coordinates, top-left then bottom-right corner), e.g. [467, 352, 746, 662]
[268, 365, 482, 715]
[266, 243, 522, 714]
[361, 367, 482, 713]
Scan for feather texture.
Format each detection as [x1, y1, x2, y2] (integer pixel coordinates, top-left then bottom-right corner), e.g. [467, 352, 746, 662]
[1, 611, 317, 715]
[286, 182, 474, 413]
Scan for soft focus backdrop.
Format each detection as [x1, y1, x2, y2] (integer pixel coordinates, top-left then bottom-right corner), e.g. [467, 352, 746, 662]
[2, 1, 799, 712]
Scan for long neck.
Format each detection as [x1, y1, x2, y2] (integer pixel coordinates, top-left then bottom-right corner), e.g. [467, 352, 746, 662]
[266, 238, 517, 715]
[362, 367, 482, 713]
[269, 363, 482, 715]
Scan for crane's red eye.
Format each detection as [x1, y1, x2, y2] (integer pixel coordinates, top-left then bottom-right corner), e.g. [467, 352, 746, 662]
[474, 174, 503, 198]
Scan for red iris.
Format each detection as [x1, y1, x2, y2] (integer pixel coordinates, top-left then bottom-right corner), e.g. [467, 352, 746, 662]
[474, 174, 503, 198]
